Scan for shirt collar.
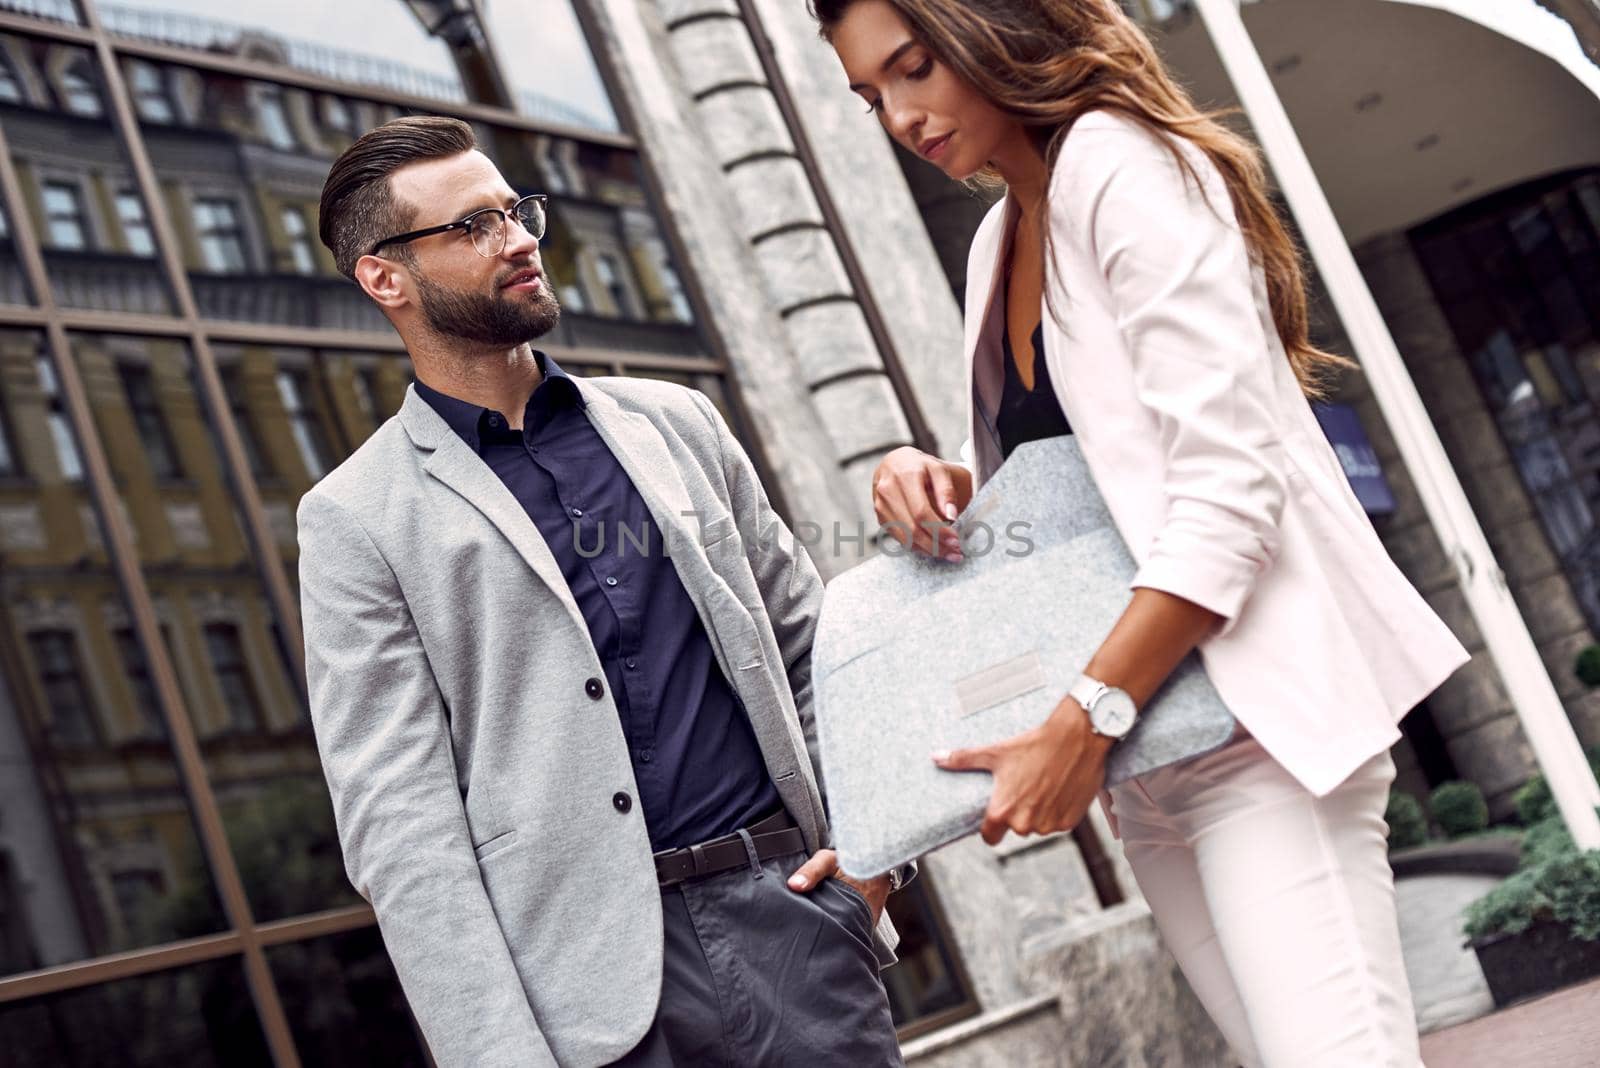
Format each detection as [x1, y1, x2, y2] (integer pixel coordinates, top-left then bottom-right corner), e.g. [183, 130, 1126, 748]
[414, 350, 585, 453]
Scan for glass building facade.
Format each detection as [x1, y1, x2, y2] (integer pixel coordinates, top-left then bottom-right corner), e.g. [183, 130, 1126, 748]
[0, 1, 975, 1063]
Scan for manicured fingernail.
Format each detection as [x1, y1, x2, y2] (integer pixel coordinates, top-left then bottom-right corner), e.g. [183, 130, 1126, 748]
[942, 551, 963, 563]
[931, 750, 949, 763]
[788, 875, 807, 889]
[943, 504, 957, 521]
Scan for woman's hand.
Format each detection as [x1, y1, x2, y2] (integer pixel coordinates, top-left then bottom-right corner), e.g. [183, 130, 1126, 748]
[871, 447, 974, 560]
[933, 695, 1112, 844]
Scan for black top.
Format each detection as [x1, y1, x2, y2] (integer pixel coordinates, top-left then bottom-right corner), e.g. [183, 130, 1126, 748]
[415, 354, 780, 852]
[995, 319, 1073, 461]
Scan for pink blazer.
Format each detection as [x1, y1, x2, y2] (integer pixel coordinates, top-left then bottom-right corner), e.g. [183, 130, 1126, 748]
[962, 111, 1467, 796]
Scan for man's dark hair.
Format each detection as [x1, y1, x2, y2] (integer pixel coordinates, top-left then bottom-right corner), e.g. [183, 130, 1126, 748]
[319, 115, 478, 279]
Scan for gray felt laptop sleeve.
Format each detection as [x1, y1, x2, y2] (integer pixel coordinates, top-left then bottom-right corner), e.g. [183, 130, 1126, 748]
[812, 437, 1237, 877]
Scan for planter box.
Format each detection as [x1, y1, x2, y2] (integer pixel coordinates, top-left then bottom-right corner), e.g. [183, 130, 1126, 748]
[1471, 920, 1600, 1007]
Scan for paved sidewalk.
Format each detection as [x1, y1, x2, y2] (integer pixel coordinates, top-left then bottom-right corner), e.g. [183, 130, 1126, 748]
[1420, 978, 1600, 1066]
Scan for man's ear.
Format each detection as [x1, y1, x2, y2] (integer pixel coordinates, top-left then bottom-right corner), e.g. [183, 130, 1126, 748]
[354, 254, 411, 310]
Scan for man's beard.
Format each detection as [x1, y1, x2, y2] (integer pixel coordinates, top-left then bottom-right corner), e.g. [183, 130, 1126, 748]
[413, 265, 561, 347]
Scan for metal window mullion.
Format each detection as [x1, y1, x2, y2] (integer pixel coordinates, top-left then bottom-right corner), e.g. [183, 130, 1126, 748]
[0, 106, 297, 1058]
[78, 0, 308, 706]
[0, 902, 380, 1004]
[0, 931, 248, 1003]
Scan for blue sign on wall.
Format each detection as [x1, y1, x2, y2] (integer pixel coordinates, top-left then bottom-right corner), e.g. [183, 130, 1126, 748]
[1313, 403, 1396, 516]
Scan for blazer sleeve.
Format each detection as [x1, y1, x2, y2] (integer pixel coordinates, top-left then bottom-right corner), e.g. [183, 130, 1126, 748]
[297, 490, 558, 1068]
[1050, 113, 1289, 633]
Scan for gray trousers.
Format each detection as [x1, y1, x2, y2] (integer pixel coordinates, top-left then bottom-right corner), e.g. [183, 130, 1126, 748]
[609, 848, 905, 1066]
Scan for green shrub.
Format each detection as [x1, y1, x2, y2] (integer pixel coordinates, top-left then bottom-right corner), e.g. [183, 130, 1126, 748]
[1385, 790, 1428, 851]
[1430, 780, 1490, 839]
[1515, 774, 1558, 827]
[1520, 815, 1576, 871]
[1513, 750, 1600, 827]
[1576, 645, 1600, 688]
[1464, 868, 1549, 941]
[1541, 851, 1600, 941]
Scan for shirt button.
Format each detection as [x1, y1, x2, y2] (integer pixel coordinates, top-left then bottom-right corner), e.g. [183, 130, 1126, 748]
[625, 658, 637, 669]
[605, 576, 618, 587]
[639, 749, 653, 764]
[585, 677, 604, 700]
[486, 414, 501, 427]
[571, 507, 583, 517]
[612, 791, 632, 813]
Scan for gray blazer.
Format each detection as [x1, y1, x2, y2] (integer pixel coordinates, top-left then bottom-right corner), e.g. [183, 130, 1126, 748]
[297, 377, 898, 1068]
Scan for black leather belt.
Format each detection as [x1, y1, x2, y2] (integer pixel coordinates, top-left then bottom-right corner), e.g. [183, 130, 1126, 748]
[654, 809, 804, 889]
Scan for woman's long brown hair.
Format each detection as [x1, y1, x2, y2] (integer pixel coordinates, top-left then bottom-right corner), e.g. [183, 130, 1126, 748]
[812, 0, 1349, 397]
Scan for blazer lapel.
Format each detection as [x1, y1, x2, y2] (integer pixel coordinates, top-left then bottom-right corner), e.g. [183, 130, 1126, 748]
[401, 386, 591, 637]
[577, 385, 757, 673]
[966, 196, 1017, 489]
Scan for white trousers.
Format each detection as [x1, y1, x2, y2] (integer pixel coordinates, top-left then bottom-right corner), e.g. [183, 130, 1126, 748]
[1109, 737, 1421, 1068]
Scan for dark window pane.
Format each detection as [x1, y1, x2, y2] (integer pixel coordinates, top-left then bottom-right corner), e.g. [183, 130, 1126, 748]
[0, 958, 271, 1067]
[268, 927, 430, 1068]
[882, 876, 976, 1031]
[0, 34, 174, 314]
[24, 628, 99, 747]
[202, 622, 263, 732]
[1411, 170, 1600, 634]
[103, 0, 465, 104]
[116, 361, 184, 480]
[481, 0, 619, 131]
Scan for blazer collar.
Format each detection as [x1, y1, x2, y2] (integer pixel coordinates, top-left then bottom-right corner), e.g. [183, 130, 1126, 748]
[400, 375, 732, 639]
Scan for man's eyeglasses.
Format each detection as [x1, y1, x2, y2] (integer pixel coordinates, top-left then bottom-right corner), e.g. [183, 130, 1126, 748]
[369, 194, 547, 258]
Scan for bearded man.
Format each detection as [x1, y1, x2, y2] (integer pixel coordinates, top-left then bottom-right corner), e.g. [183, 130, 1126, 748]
[297, 116, 910, 1068]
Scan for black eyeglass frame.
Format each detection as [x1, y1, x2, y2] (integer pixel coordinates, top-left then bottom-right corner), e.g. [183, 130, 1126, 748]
[367, 193, 548, 257]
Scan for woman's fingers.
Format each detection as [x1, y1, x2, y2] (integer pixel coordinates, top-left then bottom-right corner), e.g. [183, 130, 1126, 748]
[872, 449, 962, 559]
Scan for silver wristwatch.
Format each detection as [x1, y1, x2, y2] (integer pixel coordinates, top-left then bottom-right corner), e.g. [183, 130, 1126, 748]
[1068, 674, 1139, 740]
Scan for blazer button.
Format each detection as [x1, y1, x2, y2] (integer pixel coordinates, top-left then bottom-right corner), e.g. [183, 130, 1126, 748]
[612, 791, 632, 814]
[585, 677, 604, 700]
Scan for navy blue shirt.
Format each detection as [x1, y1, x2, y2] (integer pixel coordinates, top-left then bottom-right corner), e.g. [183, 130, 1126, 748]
[415, 355, 781, 852]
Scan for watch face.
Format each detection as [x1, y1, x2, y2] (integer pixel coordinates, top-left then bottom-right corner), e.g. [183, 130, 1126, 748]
[1091, 688, 1138, 738]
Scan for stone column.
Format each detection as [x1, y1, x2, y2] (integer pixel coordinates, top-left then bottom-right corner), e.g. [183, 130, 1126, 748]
[748, 0, 970, 457]
[578, 0, 864, 574]
[649, 0, 935, 525]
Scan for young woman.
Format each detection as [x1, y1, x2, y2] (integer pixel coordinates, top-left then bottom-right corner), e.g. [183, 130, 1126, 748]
[814, 2, 1469, 1064]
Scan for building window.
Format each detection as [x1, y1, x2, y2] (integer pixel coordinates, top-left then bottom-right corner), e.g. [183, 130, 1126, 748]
[116, 362, 182, 480]
[192, 197, 249, 273]
[219, 365, 271, 478]
[35, 353, 83, 481]
[276, 368, 331, 480]
[115, 190, 156, 257]
[0, 398, 18, 478]
[113, 626, 168, 739]
[41, 181, 87, 250]
[25, 629, 99, 747]
[280, 206, 316, 274]
[595, 253, 634, 318]
[58, 60, 101, 118]
[254, 86, 296, 151]
[0, 50, 22, 106]
[128, 60, 174, 123]
[203, 622, 263, 733]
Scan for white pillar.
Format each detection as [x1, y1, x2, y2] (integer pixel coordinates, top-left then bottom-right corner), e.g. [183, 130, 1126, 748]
[1192, 0, 1600, 848]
